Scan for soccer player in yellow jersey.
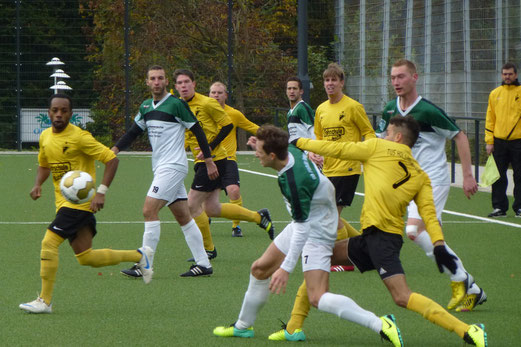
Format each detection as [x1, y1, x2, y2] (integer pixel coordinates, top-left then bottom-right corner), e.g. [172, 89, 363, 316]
[174, 69, 275, 259]
[293, 116, 487, 347]
[19, 94, 152, 314]
[209, 81, 259, 237]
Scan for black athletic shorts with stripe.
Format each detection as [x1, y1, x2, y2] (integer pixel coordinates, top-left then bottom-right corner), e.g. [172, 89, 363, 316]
[48, 207, 97, 240]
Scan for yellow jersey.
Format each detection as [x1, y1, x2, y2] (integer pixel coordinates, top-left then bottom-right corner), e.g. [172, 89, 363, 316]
[38, 124, 116, 212]
[314, 95, 375, 177]
[185, 92, 232, 162]
[221, 104, 259, 161]
[297, 137, 444, 243]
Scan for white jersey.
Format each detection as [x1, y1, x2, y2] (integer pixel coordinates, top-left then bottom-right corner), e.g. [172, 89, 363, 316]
[134, 93, 197, 173]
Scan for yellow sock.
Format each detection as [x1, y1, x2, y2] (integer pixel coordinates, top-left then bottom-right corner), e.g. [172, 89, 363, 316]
[229, 196, 243, 228]
[340, 217, 361, 238]
[220, 203, 260, 224]
[286, 281, 311, 333]
[40, 230, 65, 305]
[75, 248, 141, 267]
[407, 292, 469, 338]
[194, 211, 214, 251]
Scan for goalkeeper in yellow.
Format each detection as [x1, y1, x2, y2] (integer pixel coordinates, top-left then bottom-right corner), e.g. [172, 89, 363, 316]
[19, 94, 152, 314]
[274, 116, 487, 347]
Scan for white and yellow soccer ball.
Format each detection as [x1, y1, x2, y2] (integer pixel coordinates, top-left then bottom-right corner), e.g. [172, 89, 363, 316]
[60, 170, 95, 204]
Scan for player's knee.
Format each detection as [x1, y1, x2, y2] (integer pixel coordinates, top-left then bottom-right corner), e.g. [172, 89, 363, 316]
[226, 185, 240, 199]
[250, 261, 270, 280]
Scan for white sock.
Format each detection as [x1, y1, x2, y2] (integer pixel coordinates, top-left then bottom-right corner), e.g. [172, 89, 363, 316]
[181, 219, 211, 268]
[318, 292, 382, 333]
[143, 220, 161, 266]
[414, 231, 468, 282]
[235, 274, 270, 330]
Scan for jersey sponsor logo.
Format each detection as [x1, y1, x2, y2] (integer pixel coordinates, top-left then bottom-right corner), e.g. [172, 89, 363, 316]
[50, 162, 72, 182]
[323, 127, 345, 141]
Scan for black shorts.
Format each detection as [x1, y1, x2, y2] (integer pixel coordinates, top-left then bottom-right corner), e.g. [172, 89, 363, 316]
[48, 207, 97, 240]
[191, 159, 227, 192]
[222, 159, 240, 189]
[328, 175, 360, 206]
[347, 226, 404, 280]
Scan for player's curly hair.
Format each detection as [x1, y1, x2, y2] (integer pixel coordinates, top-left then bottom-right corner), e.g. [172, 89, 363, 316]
[256, 125, 288, 160]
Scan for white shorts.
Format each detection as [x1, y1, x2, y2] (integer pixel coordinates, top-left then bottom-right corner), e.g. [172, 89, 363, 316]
[407, 184, 450, 222]
[147, 166, 188, 205]
[274, 223, 333, 273]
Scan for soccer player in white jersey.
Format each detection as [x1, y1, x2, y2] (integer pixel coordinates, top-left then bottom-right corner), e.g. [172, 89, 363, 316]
[213, 125, 403, 347]
[114, 65, 217, 278]
[376, 59, 486, 312]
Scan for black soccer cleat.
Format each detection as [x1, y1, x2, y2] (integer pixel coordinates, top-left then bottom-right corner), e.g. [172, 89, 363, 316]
[257, 208, 275, 240]
[487, 208, 506, 217]
[180, 264, 213, 277]
[232, 226, 243, 237]
[186, 247, 217, 262]
[121, 264, 143, 278]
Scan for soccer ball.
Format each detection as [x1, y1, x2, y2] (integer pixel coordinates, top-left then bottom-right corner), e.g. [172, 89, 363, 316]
[60, 170, 95, 204]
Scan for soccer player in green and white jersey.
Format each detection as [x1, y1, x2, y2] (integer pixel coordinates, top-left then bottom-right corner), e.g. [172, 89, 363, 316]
[376, 59, 485, 312]
[285, 77, 315, 142]
[213, 125, 403, 347]
[115, 65, 216, 278]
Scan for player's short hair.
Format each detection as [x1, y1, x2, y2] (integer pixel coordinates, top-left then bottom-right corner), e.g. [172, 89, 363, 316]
[48, 93, 73, 111]
[392, 59, 417, 75]
[286, 76, 303, 89]
[323, 63, 345, 81]
[502, 62, 517, 73]
[173, 69, 195, 83]
[147, 65, 165, 78]
[389, 115, 419, 148]
[210, 81, 227, 93]
[256, 124, 289, 160]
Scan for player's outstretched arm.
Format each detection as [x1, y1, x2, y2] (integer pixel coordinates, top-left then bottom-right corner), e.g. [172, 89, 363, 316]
[90, 157, 119, 212]
[30, 166, 51, 200]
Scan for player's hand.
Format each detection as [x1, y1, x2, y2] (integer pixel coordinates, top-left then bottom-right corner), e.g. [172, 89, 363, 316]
[247, 136, 257, 150]
[90, 193, 105, 212]
[308, 152, 324, 169]
[462, 175, 478, 199]
[205, 158, 219, 180]
[486, 144, 494, 155]
[194, 147, 208, 161]
[29, 186, 42, 200]
[269, 268, 289, 294]
[433, 244, 458, 274]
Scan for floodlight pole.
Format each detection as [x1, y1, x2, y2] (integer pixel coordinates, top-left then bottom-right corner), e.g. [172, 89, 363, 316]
[16, 0, 21, 150]
[297, 0, 310, 103]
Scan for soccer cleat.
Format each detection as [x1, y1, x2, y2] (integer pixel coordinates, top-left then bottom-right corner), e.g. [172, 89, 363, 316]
[456, 289, 487, 312]
[257, 208, 275, 240]
[19, 297, 52, 314]
[180, 264, 213, 277]
[447, 272, 473, 310]
[268, 329, 306, 341]
[232, 226, 243, 237]
[121, 264, 143, 278]
[137, 246, 154, 284]
[186, 247, 217, 262]
[487, 208, 506, 217]
[379, 314, 403, 347]
[463, 324, 487, 347]
[330, 265, 354, 272]
[516, 209, 521, 218]
[213, 323, 254, 338]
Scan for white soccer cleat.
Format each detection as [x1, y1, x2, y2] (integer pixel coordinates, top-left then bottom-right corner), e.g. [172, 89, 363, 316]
[19, 297, 52, 314]
[137, 246, 154, 284]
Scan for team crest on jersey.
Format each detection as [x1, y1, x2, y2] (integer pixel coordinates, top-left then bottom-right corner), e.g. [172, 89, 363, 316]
[339, 112, 345, 121]
[143, 105, 150, 109]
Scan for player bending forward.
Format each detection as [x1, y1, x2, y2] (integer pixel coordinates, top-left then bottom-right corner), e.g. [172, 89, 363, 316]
[213, 125, 404, 347]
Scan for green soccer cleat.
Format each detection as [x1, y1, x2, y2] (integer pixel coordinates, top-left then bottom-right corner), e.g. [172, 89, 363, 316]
[379, 314, 403, 347]
[213, 324, 254, 338]
[268, 328, 306, 341]
[456, 289, 487, 312]
[463, 324, 487, 347]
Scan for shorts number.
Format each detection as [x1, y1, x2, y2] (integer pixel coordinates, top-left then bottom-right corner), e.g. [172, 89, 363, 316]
[393, 161, 410, 189]
[303, 255, 309, 264]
